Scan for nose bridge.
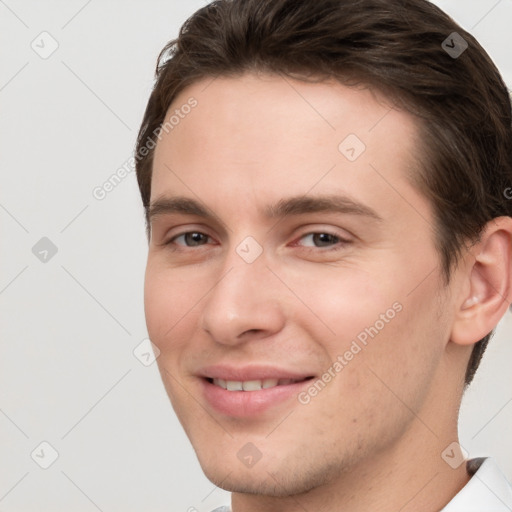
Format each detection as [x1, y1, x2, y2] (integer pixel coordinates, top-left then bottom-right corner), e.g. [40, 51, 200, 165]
[200, 242, 285, 344]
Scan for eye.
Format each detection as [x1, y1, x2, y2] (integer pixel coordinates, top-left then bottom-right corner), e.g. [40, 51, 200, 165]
[169, 231, 211, 247]
[164, 230, 350, 251]
[295, 232, 349, 250]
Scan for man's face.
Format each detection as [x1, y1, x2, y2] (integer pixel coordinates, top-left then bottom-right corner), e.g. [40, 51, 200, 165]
[145, 73, 455, 495]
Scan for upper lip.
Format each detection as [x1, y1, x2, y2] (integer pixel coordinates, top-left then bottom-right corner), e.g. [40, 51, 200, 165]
[197, 364, 314, 382]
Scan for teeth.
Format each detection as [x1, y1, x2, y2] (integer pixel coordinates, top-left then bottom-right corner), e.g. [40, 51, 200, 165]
[226, 380, 243, 391]
[215, 378, 227, 389]
[212, 377, 303, 391]
[242, 380, 263, 391]
[262, 378, 279, 389]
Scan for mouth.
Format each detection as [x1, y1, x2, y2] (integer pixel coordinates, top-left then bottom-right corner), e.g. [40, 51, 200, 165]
[199, 371, 316, 417]
[206, 376, 314, 391]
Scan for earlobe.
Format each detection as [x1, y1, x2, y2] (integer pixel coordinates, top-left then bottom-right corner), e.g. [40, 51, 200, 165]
[450, 217, 512, 347]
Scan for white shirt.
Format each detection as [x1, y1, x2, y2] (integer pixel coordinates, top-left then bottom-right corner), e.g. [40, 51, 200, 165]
[211, 458, 512, 512]
[442, 458, 512, 511]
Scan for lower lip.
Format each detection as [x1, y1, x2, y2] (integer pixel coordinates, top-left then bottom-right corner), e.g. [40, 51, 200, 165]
[201, 378, 313, 417]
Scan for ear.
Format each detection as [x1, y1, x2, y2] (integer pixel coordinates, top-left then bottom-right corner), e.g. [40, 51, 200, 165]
[450, 216, 512, 346]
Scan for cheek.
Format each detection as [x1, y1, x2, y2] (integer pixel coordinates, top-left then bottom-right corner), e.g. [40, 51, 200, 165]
[144, 264, 200, 351]
[284, 266, 397, 354]
[348, 286, 447, 417]
[290, 265, 447, 403]
[144, 266, 203, 415]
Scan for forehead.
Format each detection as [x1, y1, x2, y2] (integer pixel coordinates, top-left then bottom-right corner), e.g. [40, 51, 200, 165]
[151, 72, 428, 225]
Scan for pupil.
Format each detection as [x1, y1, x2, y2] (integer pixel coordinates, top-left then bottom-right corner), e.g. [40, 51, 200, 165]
[315, 233, 335, 246]
[187, 232, 205, 246]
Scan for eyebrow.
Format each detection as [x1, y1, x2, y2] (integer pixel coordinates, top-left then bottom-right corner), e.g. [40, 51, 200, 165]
[147, 194, 382, 225]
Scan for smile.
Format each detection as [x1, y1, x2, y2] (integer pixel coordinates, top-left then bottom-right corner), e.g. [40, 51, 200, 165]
[201, 372, 315, 416]
[209, 377, 310, 391]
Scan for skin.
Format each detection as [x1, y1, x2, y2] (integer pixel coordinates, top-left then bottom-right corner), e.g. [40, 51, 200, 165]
[144, 72, 512, 512]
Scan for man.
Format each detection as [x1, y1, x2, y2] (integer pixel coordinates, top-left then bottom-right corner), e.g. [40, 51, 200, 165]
[135, 0, 512, 510]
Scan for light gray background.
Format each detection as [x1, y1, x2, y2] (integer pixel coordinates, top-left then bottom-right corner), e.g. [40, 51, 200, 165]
[1, 1, 511, 511]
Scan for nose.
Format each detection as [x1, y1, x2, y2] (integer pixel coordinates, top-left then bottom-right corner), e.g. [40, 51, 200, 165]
[200, 248, 286, 346]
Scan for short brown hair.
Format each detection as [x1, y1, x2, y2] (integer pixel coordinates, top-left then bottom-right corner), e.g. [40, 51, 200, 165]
[135, 0, 512, 386]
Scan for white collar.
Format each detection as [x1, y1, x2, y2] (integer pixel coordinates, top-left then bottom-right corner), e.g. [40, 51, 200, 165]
[442, 458, 512, 511]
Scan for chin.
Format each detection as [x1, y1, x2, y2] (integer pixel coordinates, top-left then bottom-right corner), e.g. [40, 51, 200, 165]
[201, 467, 300, 497]
[196, 450, 342, 498]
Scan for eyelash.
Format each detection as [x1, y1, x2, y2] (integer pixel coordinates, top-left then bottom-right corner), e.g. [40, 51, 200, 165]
[165, 231, 350, 252]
